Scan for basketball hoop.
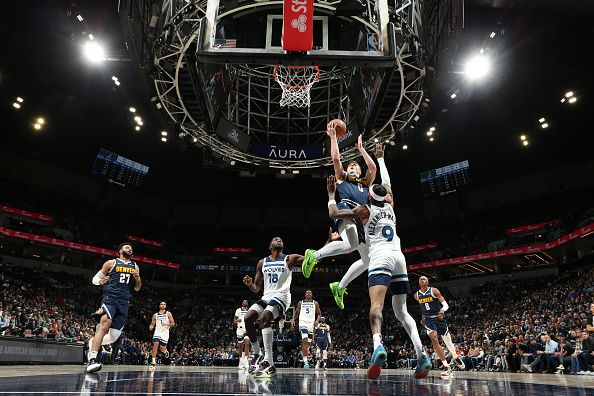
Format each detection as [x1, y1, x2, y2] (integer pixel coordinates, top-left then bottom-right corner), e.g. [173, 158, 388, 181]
[273, 65, 320, 107]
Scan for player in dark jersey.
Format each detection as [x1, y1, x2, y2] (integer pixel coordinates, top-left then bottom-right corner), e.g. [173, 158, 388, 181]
[302, 121, 376, 288]
[86, 242, 141, 373]
[414, 276, 464, 378]
[314, 317, 331, 369]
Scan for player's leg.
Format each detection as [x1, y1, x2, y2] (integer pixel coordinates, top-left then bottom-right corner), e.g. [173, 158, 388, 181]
[302, 220, 359, 278]
[151, 339, 160, 365]
[367, 276, 389, 380]
[330, 239, 369, 309]
[87, 301, 115, 373]
[426, 325, 451, 377]
[299, 323, 311, 368]
[315, 346, 321, 369]
[253, 304, 281, 378]
[442, 330, 464, 369]
[322, 347, 328, 369]
[245, 303, 265, 372]
[237, 338, 244, 368]
[243, 335, 251, 368]
[160, 340, 169, 359]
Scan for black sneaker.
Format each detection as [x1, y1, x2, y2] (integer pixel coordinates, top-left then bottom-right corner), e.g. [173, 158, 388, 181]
[163, 350, 170, 359]
[86, 357, 102, 373]
[252, 360, 276, 378]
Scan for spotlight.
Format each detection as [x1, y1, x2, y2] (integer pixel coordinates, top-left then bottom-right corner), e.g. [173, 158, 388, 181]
[161, 137, 167, 142]
[281, 170, 286, 174]
[402, 145, 408, 150]
[520, 135, 526, 141]
[489, 32, 496, 39]
[230, 160, 236, 166]
[429, 137, 434, 142]
[464, 54, 491, 81]
[134, 126, 141, 131]
[161, 131, 168, 136]
[137, 120, 143, 126]
[33, 123, 42, 130]
[16, 97, 23, 103]
[429, 126, 436, 132]
[426, 131, 433, 136]
[129, 107, 136, 113]
[560, 98, 566, 103]
[193, 137, 198, 143]
[523, 140, 529, 146]
[36, 118, 45, 125]
[77, 15, 84, 22]
[450, 93, 457, 99]
[389, 140, 395, 146]
[565, 91, 574, 98]
[83, 42, 106, 63]
[114, 80, 120, 86]
[538, 117, 545, 123]
[292, 170, 300, 174]
[374, 138, 379, 143]
[111, 76, 119, 82]
[413, 115, 419, 122]
[568, 97, 577, 104]
[12, 102, 21, 109]
[134, 116, 141, 123]
[541, 123, 548, 129]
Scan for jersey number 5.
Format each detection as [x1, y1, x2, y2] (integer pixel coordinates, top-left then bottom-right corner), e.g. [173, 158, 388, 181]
[381, 225, 394, 241]
[120, 273, 131, 284]
[267, 273, 279, 284]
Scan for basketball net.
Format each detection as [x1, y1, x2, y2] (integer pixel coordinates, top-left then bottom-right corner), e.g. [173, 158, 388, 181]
[273, 65, 320, 107]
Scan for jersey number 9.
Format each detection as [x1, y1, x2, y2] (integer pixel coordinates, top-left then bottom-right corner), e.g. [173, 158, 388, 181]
[268, 273, 279, 284]
[381, 225, 394, 241]
[120, 273, 131, 284]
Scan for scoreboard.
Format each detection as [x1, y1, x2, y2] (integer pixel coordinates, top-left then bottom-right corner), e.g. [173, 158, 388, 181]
[420, 160, 470, 197]
[92, 149, 149, 188]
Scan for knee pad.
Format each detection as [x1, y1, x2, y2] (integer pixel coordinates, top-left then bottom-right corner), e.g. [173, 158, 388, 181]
[102, 328, 122, 346]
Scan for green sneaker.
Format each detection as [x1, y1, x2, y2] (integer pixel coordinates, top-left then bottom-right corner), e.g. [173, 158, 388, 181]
[301, 249, 318, 278]
[329, 282, 347, 309]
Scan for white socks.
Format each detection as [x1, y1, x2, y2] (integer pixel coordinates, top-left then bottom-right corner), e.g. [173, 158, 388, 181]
[339, 259, 367, 289]
[89, 351, 98, 360]
[391, 294, 424, 358]
[252, 338, 261, 356]
[313, 223, 358, 260]
[442, 333, 457, 358]
[373, 333, 383, 350]
[261, 327, 273, 363]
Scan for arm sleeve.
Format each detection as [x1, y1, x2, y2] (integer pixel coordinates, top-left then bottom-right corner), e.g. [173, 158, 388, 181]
[92, 271, 105, 285]
[377, 157, 391, 187]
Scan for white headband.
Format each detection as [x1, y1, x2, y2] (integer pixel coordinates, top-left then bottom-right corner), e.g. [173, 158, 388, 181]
[369, 185, 386, 202]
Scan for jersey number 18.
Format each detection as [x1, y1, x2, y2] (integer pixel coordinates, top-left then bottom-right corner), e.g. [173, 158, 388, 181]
[267, 273, 279, 284]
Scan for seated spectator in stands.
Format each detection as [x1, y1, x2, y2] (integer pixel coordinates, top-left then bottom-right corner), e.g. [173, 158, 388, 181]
[558, 339, 574, 374]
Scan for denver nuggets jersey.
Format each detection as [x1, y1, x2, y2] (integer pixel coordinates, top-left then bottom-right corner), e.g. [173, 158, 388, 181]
[104, 258, 136, 301]
[417, 287, 442, 317]
[261, 254, 292, 300]
[337, 173, 369, 207]
[298, 300, 316, 324]
[316, 324, 330, 341]
[365, 203, 402, 259]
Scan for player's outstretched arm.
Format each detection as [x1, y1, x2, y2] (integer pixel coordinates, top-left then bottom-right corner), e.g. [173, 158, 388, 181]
[243, 260, 263, 293]
[357, 135, 377, 184]
[132, 264, 142, 291]
[374, 143, 394, 207]
[92, 259, 114, 286]
[327, 123, 346, 182]
[286, 254, 305, 270]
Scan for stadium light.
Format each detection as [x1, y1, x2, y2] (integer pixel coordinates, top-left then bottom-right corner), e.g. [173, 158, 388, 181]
[114, 80, 120, 86]
[292, 170, 300, 174]
[134, 116, 141, 123]
[450, 93, 457, 99]
[489, 32, 496, 39]
[129, 107, 136, 113]
[134, 126, 140, 131]
[33, 123, 42, 130]
[83, 42, 106, 63]
[402, 145, 408, 150]
[12, 102, 21, 109]
[520, 135, 526, 141]
[230, 160, 236, 166]
[541, 123, 549, 129]
[193, 137, 197, 143]
[88, 34, 95, 41]
[464, 54, 492, 81]
[76, 15, 83, 22]
[560, 98, 566, 103]
[161, 137, 167, 142]
[565, 91, 574, 98]
[161, 131, 168, 136]
[137, 120, 143, 126]
[426, 131, 433, 136]
[523, 140, 529, 146]
[539, 117, 545, 123]
[36, 117, 45, 125]
[16, 97, 23, 103]
[568, 97, 577, 104]
[429, 137, 434, 142]
[429, 126, 436, 132]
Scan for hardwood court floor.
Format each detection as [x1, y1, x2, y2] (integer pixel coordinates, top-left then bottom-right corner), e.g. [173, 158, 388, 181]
[0, 365, 593, 395]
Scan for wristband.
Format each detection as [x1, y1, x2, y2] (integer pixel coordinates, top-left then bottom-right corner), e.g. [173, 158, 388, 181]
[327, 199, 336, 208]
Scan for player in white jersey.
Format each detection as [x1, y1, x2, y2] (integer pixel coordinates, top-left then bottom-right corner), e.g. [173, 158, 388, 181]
[243, 236, 304, 378]
[326, 175, 432, 380]
[291, 290, 321, 368]
[234, 299, 251, 369]
[149, 301, 175, 366]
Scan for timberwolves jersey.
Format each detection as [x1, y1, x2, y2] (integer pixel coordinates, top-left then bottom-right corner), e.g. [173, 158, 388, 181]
[336, 173, 369, 208]
[235, 307, 248, 332]
[298, 300, 316, 324]
[261, 254, 292, 300]
[154, 311, 170, 338]
[417, 287, 442, 318]
[104, 258, 136, 301]
[365, 203, 402, 259]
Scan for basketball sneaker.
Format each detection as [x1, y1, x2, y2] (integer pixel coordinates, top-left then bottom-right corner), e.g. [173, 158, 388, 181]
[367, 344, 387, 380]
[253, 360, 277, 379]
[414, 353, 432, 379]
[301, 249, 317, 278]
[163, 350, 170, 359]
[453, 356, 465, 370]
[440, 365, 453, 379]
[329, 282, 348, 309]
[86, 357, 102, 373]
[248, 354, 263, 374]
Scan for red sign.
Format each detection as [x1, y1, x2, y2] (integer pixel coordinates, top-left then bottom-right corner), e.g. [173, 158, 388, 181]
[408, 222, 594, 270]
[282, 0, 314, 51]
[0, 205, 54, 222]
[507, 220, 560, 234]
[212, 247, 253, 253]
[0, 226, 179, 269]
[403, 243, 438, 253]
[126, 235, 165, 248]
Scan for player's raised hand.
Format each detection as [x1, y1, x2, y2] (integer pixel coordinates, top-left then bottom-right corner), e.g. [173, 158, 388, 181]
[355, 134, 363, 150]
[374, 142, 385, 158]
[131, 269, 140, 280]
[243, 275, 253, 285]
[326, 175, 337, 195]
[99, 276, 110, 285]
[326, 122, 337, 139]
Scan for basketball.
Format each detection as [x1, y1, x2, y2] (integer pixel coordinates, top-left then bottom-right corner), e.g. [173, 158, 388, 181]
[331, 119, 347, 138]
